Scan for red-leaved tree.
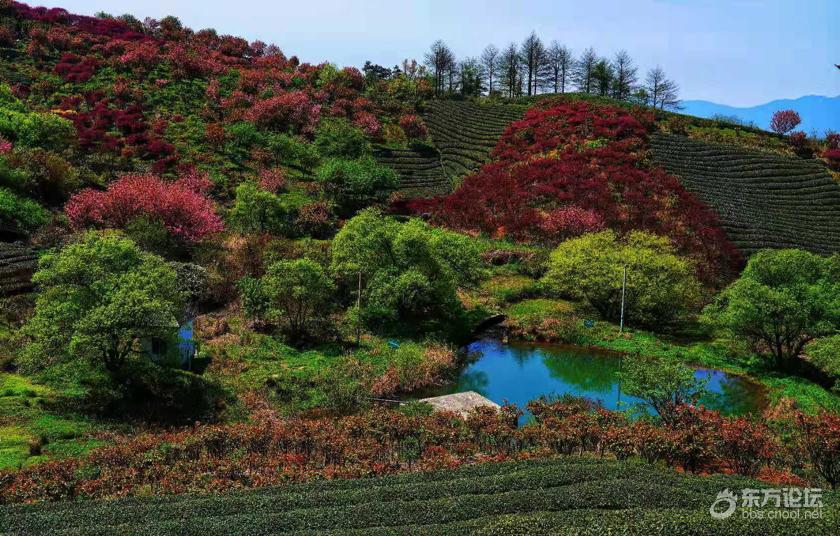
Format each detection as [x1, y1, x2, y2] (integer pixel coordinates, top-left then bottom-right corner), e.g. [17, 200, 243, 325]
[770, 109, 802, 135]
[65, 172, 223, 242]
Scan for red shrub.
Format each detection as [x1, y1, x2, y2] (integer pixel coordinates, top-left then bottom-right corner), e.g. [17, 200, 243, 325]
[246, 91, 321, 135]
[53, 53, 99, 82]
[65, 173, 224, 242]
[789, 131, 812, 157]
[354, 111, 381, 138]
[823, 148, 840, 171]
[538, 206, 605, 242]
[719, 417, 776, 476]
[257, 168, 286, 193]
[399, 114, 428, 140]
[796, 411, 840, 489]
[770, 109, 801, 135]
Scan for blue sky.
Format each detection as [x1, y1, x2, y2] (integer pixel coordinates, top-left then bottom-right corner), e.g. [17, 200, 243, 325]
[33, 0, 839, 106]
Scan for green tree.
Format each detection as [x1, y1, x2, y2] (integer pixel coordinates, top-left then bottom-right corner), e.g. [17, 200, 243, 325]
[331, 210, 481, 331]
[619, 355, 706, 425]
[703, 249, 840, 368]
[23, 232, 183, 374]
[542, 230, 701, 327]
[315, 156, 398, 216]
[227, 181, 291, 235]
[259, 258, 335, 342]
[314, 118, 368, 158]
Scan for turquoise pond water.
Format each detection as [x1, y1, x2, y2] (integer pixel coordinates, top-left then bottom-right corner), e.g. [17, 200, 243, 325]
[420, 339, 767, 418]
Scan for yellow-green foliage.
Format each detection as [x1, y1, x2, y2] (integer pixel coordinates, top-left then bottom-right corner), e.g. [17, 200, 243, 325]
[542, 230, 701, 327]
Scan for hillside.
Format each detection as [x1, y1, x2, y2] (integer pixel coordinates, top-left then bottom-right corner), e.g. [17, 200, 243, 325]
[375, 100, 526, 197]
[2, 458, 836, 535]
[681, 95, 840, 135]
[651, 132, 840, 256]
[424, 100, 526, 181]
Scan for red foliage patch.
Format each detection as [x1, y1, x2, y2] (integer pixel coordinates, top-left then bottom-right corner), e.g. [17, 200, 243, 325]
[65, 172, 223, 242]
[245, 91, 321, 135]
[408, 100, 740, 277]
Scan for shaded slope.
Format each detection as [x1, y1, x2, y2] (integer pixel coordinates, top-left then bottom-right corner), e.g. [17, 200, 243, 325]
[0, 243, 37, 297]
[651, 132, 840, 256]
[2, 458, 835, 535]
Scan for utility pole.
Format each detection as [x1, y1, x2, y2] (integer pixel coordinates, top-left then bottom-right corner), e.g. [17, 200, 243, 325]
[619, 265, 627, 333]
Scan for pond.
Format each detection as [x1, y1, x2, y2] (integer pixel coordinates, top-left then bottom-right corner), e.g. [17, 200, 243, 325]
[420, 339, 767, 419]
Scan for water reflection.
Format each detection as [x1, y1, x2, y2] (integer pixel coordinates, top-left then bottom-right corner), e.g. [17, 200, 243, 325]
[423, 339, 766, 417]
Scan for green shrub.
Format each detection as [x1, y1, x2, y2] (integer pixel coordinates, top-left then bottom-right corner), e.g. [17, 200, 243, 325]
[543, 230, 701, 328]
[0, 187, 49, 230]
[315, 156, 398, 216]
[314, 118, 368, 158]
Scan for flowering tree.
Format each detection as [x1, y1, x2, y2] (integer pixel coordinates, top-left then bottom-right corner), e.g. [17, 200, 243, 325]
[399, 114, 428, 140]
[770, 109, 801, 134]
[65, 173, 223, 242]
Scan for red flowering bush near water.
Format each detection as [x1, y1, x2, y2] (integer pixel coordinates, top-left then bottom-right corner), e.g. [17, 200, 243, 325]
[65, 172, 223, 242]
[0, 398, 833, 503]
[409, 100, 740, 278]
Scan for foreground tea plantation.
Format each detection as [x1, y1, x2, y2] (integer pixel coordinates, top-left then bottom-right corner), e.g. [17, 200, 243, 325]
[651, 132, 840, 256]
[3, 458, 837, 535]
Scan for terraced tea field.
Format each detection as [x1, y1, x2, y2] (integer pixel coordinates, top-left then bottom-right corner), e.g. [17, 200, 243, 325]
[375, 101, 525, 197]
[424, 100, 526, 182]
[2, 458, 836, 535]
[651, 132, 840, 256]
[372, 146, 448, 197]
[0, 243, 37, 297]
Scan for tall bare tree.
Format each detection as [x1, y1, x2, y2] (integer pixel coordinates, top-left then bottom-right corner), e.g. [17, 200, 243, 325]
[520, 31, 546, 96]
[573, 47, 598, 93]
[480, 44, 500, 95]
[546, 41, 573, 94]
[645, 66, 680, 110]
[424, 40, 455, 96]
[499, 42, 522, 98]
[611, 50, 638, 100]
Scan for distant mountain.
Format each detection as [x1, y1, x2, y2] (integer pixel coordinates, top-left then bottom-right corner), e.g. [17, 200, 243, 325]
[680, 95, 840, 135]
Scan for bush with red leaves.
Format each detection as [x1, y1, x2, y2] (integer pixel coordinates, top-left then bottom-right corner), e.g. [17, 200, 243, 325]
[770, 109, 802, 135]
[409, 100, 740, 278]
[719, 417, 776, 477]
[246, 91, 321, 135]
[823, 148, 840, 171]
[258, 168, 286, 193]
[53, 53, 99, 82]
[399, 114, 428, 140]
[65, 173, 223, 242]
[796, 411, 840, 490]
